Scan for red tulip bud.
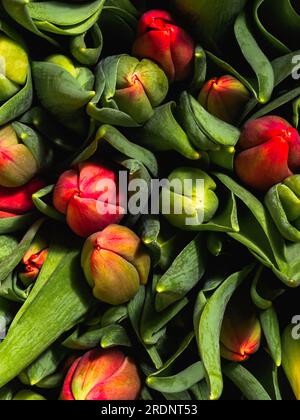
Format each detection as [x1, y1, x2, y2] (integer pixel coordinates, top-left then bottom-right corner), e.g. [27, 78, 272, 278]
[198, 75, 250, 124]
[81, 224, 151, 305]
[132, 9, 195, 82]
[61, 348, 141, 400]
[220, 296, 261, 362]
[0, 178, 44, 218]
[235, 116, 300, 191]
[53, 162, 125, 238]
[19, 239, 48, 287]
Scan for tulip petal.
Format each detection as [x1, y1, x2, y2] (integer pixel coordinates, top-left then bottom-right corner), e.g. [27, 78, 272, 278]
[95, 225, 151, 285]
[78, 162, 119, 202]
[53, 169, 79, 214]
[0, 144, 38, 187]
[71, 349, 125, 400]
[0, 178, 45, 215]
[67, 195, 124, 238]
[90, 248, 140, 305]
[60, 357, 81, 400]
[86, 355, 141, 400]
[132, 31, 175, 82]
[235, 137, 292, 191]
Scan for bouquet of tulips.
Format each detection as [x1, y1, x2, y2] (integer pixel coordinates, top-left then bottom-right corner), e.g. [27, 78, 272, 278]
[0, 0, 299, 402]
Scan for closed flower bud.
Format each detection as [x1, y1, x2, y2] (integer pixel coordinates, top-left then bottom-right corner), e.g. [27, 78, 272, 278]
[53, 162, 125, 238]
[87, 54, 169, 126]
[235, 116, 300, 191]
[81, 224, 151, 305]
[282, 324, 300, 400]
[198, 75, 250, 124]
[0, 34, 29, 101]
[19, 238, 48, 287]
[132, 10, 195, 82]
[61, 348, 141, 400]
[160, 167, 219, 230]
[0, 125, 39, 188]
[220, 296, 261, 362]
[0, 178, 44, 219]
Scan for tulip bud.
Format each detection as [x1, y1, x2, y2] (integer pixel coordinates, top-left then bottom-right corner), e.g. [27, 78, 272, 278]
[61, 348, 141, 400]
[235, 116, 300, 191]
[0, 34, 29, 101]
[132, 9, 195, 82]
[198, 75, 250, 124]
[0, 125, 39, 188]
[53, 162, 125, 238]
[220, 297, 261, 362]
[88, 54, 169, 126]
[160, 167, 219, 230]
[282, 325, 300, 400]
[19, 238, 48, 287]
[81, 224, 150, 305]
[0, 178, 44, 218]
[114, 55, 168, 124]
[265, 175, 300, 242]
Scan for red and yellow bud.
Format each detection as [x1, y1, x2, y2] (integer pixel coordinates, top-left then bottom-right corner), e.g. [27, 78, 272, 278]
[53, 162, 125, 238]
[282, 324, 300, 400]
[0, 178, 44, 218]
[132, 9, 195, 82]
[235, 116, 300, 191]
[0, 125, 38, 188]
[19, 238, 48, 287]
[220, 297, 261, 362]
[198, 75, 250, 124]
[61, 348, 141, 400]
[81, 224, 151, 305]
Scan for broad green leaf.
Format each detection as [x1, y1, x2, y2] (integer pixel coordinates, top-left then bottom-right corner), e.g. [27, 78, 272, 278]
[223, 363, 272, 400]
[0, 249, 95, 388]
[198, 265, 253, 400]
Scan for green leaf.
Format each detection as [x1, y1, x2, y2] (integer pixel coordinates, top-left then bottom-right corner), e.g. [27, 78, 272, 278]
[19, 344, 67, 387]
[146, 362, 205, 393]
[100, 324, 131, 348]
[253, 0, 291, 56]
[249, 87, 300, 121]
[138, 101, 200, 160]
[0, 242, 95, 388]
[74, 124, 158, 177]
[101, 305, 128, 327]
[32, 185, 65, 223]
[172, 0, 248, 49]
[155, 235, 206, 311]
[198, 265, 253, 400]
[70, 24, 103, 66]
[260, 307, 282, 367]
[0, 65, 33, 126]
[142, 279, 189, 345]
[183, 93, 241, 148]
[223, 363, 272, 400]
[0, 219, 44, 286]
[234, 11, 274, 103]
